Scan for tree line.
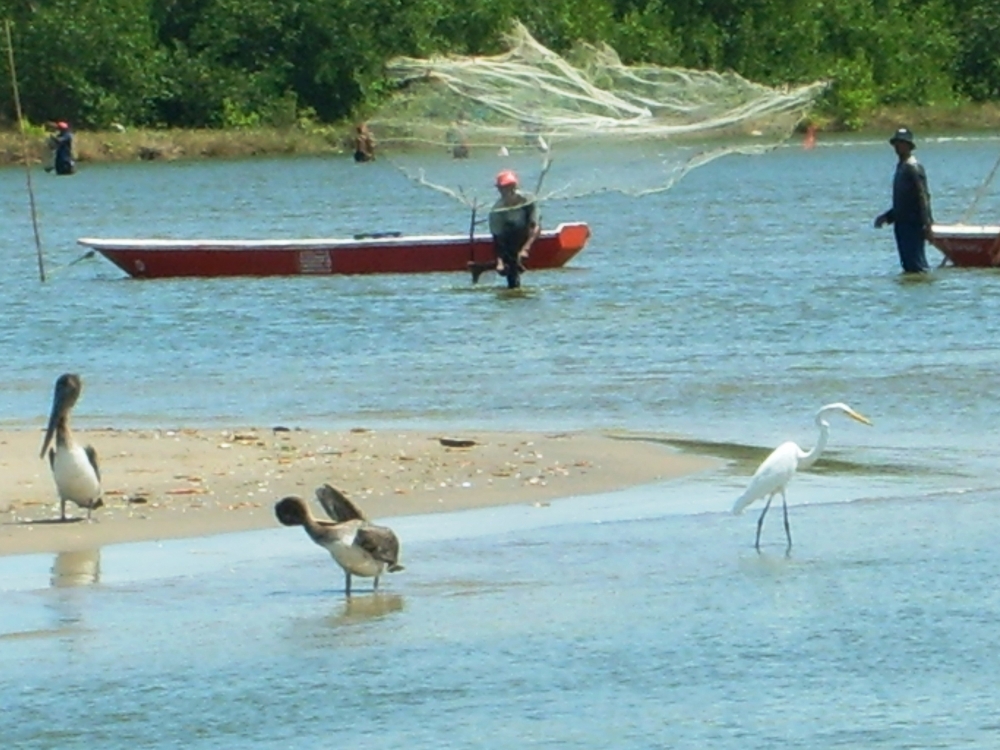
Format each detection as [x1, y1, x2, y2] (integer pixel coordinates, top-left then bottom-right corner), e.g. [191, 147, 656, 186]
[0, 0, 997, 132]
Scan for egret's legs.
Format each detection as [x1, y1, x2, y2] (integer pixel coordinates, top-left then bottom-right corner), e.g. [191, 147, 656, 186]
[754, 495, 775, 552]
[345, 571, 353, 598]
[781, 492, 792, 556]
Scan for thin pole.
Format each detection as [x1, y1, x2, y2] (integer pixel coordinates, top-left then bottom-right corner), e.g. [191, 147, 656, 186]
[4, 19, 46, 282]
[468, 200, 477, 264]
[534, 155, 552, 196]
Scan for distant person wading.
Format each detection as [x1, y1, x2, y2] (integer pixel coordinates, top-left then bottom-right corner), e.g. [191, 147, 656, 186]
[47, 121, 76, 175]
[874, 127, 933, 273]
[353, 123, 376, 163]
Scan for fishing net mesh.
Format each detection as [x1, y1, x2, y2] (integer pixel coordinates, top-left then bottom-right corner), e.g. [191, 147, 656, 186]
[369, 22, 827, 207]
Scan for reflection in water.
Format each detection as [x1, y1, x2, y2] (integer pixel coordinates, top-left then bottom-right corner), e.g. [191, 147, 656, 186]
[41, 550, 101, 636]
[51, 549, 101, 587]
[328, 593, 404, 627]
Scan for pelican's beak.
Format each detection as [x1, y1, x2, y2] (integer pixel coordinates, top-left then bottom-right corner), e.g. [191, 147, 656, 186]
[40, 395, 62, 459]
[40, 378, 74, 459]
[847, 409, 873, 426]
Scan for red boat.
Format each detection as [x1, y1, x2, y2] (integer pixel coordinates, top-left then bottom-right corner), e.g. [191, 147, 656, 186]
[931, 224, 1000, 267]
[79, 222, 590, 279]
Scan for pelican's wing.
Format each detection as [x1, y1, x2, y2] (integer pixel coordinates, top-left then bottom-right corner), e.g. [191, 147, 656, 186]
[356, 525, 402, 570]
[315, 484, 367, 522]
[84, 445, 101, 482]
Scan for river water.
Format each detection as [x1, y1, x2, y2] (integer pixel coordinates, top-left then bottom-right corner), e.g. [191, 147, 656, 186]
[3, 134, 1000, 748]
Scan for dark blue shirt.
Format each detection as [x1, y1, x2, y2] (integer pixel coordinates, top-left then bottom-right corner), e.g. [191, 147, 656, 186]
[50, 130, 75, 175]
[889, 156, 932, 228]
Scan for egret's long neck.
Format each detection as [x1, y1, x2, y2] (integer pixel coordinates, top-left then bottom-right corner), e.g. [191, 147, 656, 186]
[798, 418, 830, 470]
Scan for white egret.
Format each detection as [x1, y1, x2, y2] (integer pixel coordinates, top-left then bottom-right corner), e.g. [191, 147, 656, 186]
[732, 403, 872, 554]
[275, 484, 403, 596]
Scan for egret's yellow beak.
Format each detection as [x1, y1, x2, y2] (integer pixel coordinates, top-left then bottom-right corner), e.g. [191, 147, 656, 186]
[847, 409, 873, 426]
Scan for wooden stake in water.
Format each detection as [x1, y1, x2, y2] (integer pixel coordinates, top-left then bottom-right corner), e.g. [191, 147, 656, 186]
[4, 19, 46, 282]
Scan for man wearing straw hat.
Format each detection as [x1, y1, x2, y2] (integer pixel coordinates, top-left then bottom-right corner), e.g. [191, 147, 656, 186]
[874, 127, 933, 273]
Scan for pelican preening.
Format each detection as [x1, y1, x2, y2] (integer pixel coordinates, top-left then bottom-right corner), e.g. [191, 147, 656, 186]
[275, 484, 403, 596]
[732, 402, 872, 554]
[40, 373, 103, 521]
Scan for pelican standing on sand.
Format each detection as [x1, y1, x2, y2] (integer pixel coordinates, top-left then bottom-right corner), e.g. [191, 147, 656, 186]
[275, 484, 403, 596]
[40, 373, 103, 521]
[732, 402, 872, 554]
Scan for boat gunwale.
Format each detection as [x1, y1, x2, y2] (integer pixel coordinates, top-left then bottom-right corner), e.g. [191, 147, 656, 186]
[78, 222, 588, 253]
[931, 223, 1000, 238]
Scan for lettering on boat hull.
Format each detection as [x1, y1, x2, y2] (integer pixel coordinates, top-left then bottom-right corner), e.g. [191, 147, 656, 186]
[298, 250, 333, 274]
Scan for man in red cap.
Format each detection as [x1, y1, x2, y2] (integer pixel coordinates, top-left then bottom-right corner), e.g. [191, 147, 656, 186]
[470, 169, 540, 287]
[47, 121, 76, 175]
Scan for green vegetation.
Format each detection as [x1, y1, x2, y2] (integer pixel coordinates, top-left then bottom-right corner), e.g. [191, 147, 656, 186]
[0, 0, 997, 135]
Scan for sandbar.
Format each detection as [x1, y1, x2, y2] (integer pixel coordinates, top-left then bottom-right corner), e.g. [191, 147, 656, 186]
[0, 426, 716, 556]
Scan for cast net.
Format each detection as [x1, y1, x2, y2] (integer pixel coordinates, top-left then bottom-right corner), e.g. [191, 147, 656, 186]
[368, 21, 827, 208]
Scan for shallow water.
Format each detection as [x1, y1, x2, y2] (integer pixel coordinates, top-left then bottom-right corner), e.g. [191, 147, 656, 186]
[3, 136, 1000, 479]
[4, 485, 1000, 749]
[4, 134, 1000, 746]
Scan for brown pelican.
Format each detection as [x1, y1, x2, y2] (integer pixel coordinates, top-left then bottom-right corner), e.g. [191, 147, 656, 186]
[275, 484, 403, 596]
[40, 373, 103, 521]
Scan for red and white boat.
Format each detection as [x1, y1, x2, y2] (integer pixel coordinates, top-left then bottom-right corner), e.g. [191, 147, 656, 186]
[931, 224, 1000, 268]
[79, 222, 590, 279]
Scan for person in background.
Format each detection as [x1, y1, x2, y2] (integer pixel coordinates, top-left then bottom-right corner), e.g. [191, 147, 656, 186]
[353, 123, 376, 162]
[47, 121, 76, 175]
[449, 127, 469, 159]
[874, 127, 933, 273]
[447, 112, 470, 159]
[470, 169, 540, 287]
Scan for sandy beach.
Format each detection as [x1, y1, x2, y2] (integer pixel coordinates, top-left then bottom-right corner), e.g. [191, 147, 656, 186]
[0, 426, 716, 556]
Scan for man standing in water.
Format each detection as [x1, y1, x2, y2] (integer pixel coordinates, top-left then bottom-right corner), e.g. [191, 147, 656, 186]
[874, 127, 933, 273]
[353, 123, 376, 162]
[47, 121, 76, 175]
[470, 170, 540, 288]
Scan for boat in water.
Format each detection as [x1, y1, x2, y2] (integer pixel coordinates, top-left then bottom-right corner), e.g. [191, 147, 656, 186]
[931, 224, 1000, 268]
[79, 222, 590, 279]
